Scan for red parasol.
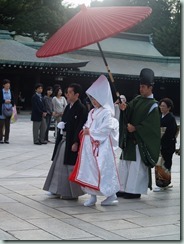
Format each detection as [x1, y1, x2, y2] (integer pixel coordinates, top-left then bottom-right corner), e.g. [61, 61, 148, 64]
[36, 5, 152, 95]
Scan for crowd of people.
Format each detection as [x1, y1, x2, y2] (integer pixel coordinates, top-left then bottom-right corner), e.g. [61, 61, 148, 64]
[31, 83, 68, 145]
[0, 68, 180, 206]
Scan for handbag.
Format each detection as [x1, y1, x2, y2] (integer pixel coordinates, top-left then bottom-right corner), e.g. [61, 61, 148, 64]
[11, 105, 18, 123]
[154, 127, 171, 187]
[155, 158, 171, 187]
[2, 104, 13, 117]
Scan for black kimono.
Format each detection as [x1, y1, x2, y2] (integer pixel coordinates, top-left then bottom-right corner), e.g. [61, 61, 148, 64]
[160, 112, 177, 170]
[155, 112, 178, 188]
[43, 99, 88, 197]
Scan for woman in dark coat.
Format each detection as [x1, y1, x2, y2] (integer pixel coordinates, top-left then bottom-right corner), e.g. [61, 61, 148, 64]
[43, 83, 88, 199]
[154, 98, 178, 190]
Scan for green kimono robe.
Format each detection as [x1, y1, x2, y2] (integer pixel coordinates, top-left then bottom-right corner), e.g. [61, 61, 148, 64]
[119, 95, 160, 168]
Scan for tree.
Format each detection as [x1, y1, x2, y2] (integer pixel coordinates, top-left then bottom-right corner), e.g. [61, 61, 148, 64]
[0, 0, 67, 41]
[0, 0, 180, 55]
[90, 0, 181, 56]
[153, 0, 180, 56]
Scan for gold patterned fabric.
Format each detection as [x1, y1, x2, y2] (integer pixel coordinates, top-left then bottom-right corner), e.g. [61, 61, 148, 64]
[155, 156, 171, 187]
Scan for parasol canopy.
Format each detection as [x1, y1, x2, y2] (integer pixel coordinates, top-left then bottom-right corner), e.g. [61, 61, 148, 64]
[37, 5, 152, 100]
[36, 5, 152, 58]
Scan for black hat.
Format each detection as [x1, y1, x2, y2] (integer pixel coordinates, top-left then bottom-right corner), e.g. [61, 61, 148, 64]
[140, 68, 154, 86]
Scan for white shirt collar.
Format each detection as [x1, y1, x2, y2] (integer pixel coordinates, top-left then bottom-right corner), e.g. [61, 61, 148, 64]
[147, 94, 154, 98]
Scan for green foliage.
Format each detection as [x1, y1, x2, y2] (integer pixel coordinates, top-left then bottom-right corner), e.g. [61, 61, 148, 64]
[152, 0, 181, 56]
[91, 0, 181, 56]
[153, 23, 180, 56]
[0, 0, 180, 56]
[0, 0, 67, 41]
[12, 6, 63, 41]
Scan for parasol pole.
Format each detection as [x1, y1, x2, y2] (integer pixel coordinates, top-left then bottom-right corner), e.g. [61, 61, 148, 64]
[97, 42, 127, 149]
[97, 42, 120, 98]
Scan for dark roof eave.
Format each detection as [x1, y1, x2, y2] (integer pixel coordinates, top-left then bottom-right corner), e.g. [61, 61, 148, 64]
[68, 70, 180, 81]
[0, 60, 89, 68]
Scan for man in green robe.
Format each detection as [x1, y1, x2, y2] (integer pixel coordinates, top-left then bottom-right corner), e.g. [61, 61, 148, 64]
[117, 68, 160, 199]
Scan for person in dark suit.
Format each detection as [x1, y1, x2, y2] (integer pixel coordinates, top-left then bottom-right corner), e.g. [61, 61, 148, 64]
[43, 83, 88, 200]
[0, 79, 15, 144]
[31, 83, 47, 145]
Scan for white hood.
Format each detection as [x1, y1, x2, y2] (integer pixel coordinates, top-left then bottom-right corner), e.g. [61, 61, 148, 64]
[86, 74, 115, 116]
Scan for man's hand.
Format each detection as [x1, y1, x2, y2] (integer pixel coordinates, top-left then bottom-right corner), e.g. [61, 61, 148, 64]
[5, 100, 11, 104]
[71, 142, 78, 152]
[127, 123, 136, 133]
[119, 102, 127, 111]
[83, 127, 90, 135]
[115, 95, 126, 105]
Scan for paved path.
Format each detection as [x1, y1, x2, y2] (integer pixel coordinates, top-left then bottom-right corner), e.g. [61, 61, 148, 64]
[0, 114, 181, 241]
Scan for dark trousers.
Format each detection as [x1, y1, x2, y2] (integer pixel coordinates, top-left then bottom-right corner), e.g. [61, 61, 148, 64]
[0, 117, 11, 142]
[32, 118, 46, 143]
[45, 114, 52, 141]
[161, 146, 175, 171]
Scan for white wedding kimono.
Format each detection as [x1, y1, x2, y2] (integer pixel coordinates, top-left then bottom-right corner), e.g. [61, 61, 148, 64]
[70, 74, 121, 197]
[70, 107, 120, 197]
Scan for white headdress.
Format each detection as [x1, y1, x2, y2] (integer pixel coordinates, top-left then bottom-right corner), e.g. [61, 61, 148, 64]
[86, 74, 115, 116]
